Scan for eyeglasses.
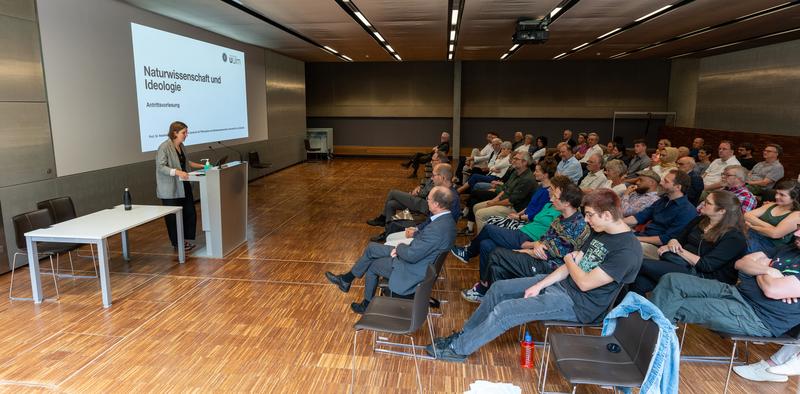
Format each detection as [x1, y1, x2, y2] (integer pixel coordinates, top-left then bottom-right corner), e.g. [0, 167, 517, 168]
[722, 173, 736, 178]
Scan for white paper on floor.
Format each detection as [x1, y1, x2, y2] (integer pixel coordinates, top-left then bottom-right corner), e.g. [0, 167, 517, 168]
[463, 380, 522, 394]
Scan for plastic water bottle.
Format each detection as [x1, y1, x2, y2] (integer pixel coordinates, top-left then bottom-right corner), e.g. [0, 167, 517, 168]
[520, 331, 535, 369]
[123, 188, 132, 211]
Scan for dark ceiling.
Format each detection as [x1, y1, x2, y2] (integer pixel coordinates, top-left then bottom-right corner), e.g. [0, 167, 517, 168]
[123, 0, 800, 62]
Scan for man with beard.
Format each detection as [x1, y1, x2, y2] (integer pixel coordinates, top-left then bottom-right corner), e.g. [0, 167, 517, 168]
[620, 169, 662, 217]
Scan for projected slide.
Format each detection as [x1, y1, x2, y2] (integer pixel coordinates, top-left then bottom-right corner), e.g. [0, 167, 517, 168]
[131, 23, 248, 152]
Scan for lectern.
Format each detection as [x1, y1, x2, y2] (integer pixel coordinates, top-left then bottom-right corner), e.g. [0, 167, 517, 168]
[186, 161, 248, 258]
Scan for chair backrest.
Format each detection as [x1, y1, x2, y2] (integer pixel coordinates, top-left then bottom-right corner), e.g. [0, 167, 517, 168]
[432, 251, 448, 277]
[12, 209, 54, 249]
[304, 139, 312, 150]
[612, 312, 660, 377]
[409, 265, 439, 332]
[37, 196, 77, 224]
[248, 151, 261, 165]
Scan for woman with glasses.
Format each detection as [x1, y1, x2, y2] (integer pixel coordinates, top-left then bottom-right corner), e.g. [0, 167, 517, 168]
[745, 180, 800, 255]
[628, 190, 747, 296]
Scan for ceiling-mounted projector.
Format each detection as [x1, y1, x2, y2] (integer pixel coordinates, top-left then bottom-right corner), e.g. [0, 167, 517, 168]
[512, 18, 549, 44]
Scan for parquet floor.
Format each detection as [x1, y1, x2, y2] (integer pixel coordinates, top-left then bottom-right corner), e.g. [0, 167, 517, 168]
[0, 158, 795, 393]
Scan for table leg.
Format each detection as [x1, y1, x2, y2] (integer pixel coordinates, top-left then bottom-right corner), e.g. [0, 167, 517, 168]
[121, 230, 130, 261]
[26, 237, 43, 303]
[96, 239, 112, 308]
[176, 210, 185, 263]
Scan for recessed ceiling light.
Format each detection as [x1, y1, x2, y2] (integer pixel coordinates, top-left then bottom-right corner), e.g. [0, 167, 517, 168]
[448, 53, 453, 60]
[597, 27, 621, 40]
[354, 11, 371, 27]
[449, 44, 454, 52]
[635, 5, 671, 22]
[323, 46, 338, 54]
[450, 30, 456, 41]
[550, 7, 562, 19]
[393, 53, 402, 61]
[341, 55, 353, 61]
[572, 42, 589, 51]
[553, 52, 567, 60]
[500, 53, 509, 60]
[510, 44, 520, 51]
[374, 32, 385, 42]
[386, 45, 395, 53]
[451, 10, 459, 25]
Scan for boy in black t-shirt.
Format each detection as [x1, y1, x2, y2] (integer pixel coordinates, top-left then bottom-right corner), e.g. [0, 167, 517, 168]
[651, 228, 800, 342]
[426, 189, 642, 362]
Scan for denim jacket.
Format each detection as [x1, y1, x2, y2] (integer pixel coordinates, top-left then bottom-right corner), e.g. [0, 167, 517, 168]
[601, 292, 680, 394]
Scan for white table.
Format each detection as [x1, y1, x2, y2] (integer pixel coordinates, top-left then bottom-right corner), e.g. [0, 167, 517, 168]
[24, 204, 184, 308]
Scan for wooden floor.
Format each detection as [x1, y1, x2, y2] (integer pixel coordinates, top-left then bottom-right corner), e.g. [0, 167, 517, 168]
[0, 158, 795, 393]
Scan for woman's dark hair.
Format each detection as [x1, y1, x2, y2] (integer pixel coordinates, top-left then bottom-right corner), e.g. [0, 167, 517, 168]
[537, 157, 558, 179]
[558, 182, 584, 209]
[168, 121, 188, 140]
[537, 136, 548, 148]
[774, 179, 800, 211]
[701, 190, 745, 242]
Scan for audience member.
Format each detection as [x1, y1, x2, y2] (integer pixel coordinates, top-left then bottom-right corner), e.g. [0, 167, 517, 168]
[579, 153, 608, 192]
[579, 133, 603, 163]
[695, 145, 712, 175]
[325, 186, 456, 314]
[700, 165, 756, 213]
[530, 136, 548, 164]
[458, 140, 511, 194]
[556, 142, 582, 184]
[626, 139, 651, 177]
[456, 179, 586, 303]
[605, 141, 629, 166]
[629, 190, 747, 296]
[650, 227, 800, 340]
[367, 156, 443, 227]
[402, 131, 450, 178]
[372, 163, 459, 242]
[483, 158, 556, 230]
[573, 132, 588, 156]
[468, 152, 536, 234]
[689, 137, 705, 160]
[747, 143, 784, 195]
[621, 169, 662, 217]
[677, 146, 690, 159]
[734, 345, 800, 382]
[562, 129, 576, 149]
[650, 147, 679, 178]
[702, 140, 740, 189]
[461, 132, 498, 181]
[515, 134, 533, 153]
[624, 169, 697, 259]
[676, 156, 704, 205]
[604, 159, 628, 196]
[658, 139, 672, 150]
[427, 189, 642, 362]
[510, 131, 524, 151]
[745, 180, 800, 256]
[737, 142, 757, 170]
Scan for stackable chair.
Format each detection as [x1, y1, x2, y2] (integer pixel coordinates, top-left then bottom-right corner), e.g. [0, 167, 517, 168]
[351, 264, 439, 393]
[37, 197, 98, 279]
[8, 209, 77, 300]
[716, 326, 800, 394]
[248, 151, 272, 170]
[304, 139, 323, 161]
[547, 312, 659, 394]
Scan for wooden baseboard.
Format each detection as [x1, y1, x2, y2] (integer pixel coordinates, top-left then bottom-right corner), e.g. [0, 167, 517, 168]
[334, 145, 487, 158]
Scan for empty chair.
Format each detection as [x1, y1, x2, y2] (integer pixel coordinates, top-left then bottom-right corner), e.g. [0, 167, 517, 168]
[547, 312, 660, 393]
[9, 208, 76, 300]
[37, 197, 98, 278]
[304, 139, 324, 161]
[351, 264, 439, 393]
[248, 151, 271, 169]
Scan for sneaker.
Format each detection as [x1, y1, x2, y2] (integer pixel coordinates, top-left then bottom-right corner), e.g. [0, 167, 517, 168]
[450, 246, 471, 263]
[768, 355, 800, 376]
[461, 288, 484, 303]
[433, 331, 462, 349]
[425, 344, 467, 363]
[733, 360, 789, 382]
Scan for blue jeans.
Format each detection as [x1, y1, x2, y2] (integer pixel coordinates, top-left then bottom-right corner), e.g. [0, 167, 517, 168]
[474, 182, 493, 191]
[466, 225, 531, 278]
[467, 173, 499, 189]
[747, 230, 778, 256]
[451, 276, 578, 355]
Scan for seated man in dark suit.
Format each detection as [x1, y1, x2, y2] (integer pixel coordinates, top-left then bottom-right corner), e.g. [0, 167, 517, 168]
[402, 131, 451, 178]
[325, 186, 457, 314]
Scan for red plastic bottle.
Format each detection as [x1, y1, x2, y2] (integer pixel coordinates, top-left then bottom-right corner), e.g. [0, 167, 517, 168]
[520, 331, 535, 368]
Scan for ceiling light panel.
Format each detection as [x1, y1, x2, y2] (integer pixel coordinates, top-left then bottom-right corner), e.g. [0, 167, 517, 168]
[334, 0, 401, 60]
[447, 0, 465, 61]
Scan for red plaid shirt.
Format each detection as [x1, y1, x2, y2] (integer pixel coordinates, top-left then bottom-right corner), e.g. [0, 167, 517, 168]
[726, 185, 757, 212]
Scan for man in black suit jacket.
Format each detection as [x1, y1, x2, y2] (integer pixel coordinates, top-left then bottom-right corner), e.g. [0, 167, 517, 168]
[326, 186, 457, 313]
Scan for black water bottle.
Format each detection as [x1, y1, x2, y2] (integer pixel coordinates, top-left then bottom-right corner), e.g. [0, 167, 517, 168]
[123, 188, 132, 210]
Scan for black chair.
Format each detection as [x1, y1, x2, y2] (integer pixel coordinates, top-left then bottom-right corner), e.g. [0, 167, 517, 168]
[377, 252, 448, 315]
[548, 311, 660, 393]
[8, 209, 77, 300]
[717, 327, 800, 393]
[37, 197, 98, 279]
[351, 264, 439, 393]
[248, 151, 271, 169]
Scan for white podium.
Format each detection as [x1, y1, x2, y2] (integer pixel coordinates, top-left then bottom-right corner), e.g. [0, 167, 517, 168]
[186, 161, 248, 258]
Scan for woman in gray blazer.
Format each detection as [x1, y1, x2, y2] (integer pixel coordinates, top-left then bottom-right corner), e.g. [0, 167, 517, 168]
[156, 121, 204, 251]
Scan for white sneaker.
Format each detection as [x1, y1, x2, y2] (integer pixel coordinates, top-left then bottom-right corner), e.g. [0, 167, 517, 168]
[733, 360, 789, 382]
[768, 355, 800, 376]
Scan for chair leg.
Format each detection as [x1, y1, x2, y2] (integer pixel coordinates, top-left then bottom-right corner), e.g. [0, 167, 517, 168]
[680, 323, 688, 350]
[8, 253, 20, 299]
[48, 255, 59, 299]
[68, 251, 75, 276]
[351, 330, 359, 394]
[427, 314, 437, 359]
[571, 385, 577, 394]
[538, 326, 551, 393]
[723, 341, 738, 394]
[408, 335, 423, 394]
